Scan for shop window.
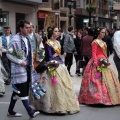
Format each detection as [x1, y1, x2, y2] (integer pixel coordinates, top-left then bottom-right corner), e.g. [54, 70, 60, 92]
[0, 11, 9, 35]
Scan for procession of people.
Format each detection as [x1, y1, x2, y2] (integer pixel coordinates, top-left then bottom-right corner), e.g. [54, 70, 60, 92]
[0, 18, 120, 119]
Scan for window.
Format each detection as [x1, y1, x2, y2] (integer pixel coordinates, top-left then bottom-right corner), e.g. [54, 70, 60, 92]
[53, 0, 59, 9]
[0, 11, 9, 35]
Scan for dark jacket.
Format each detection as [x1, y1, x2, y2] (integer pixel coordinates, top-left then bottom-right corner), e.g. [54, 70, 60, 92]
[81, 35, 93, 57]
[102, 35, 113, 57]
[74, 37, 82, 55]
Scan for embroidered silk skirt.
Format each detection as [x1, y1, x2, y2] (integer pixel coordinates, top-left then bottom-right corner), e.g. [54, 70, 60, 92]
[78, 59, 120, 105]
[29, 64, 80, 114]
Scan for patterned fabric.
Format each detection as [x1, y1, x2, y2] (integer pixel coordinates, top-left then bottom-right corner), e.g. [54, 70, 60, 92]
[7, 33, 33, 84]
[1, 34, 13, 48]
[46, 40, 61, 55]
[45, 44, 63, 64]
[78, 58, 120, 105]
[0, 60, 5, 93]
[30, 39, 80, 113]
[28, 36, 37, 53]
[0, 39, 5, 93]
[30, 64, 80, 113]
[102, 69, 120, 105]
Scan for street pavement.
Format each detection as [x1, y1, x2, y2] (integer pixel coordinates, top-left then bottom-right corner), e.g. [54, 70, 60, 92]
[0, 54, 120, 120]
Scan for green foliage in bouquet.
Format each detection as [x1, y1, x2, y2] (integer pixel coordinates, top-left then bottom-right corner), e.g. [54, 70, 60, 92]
[37, 48, 45, 59]
[8, 48, 24, 59]
[97, 64, 110, 72]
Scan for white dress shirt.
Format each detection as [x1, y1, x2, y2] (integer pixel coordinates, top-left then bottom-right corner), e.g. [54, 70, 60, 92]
[113, 31, 120, 58]
[6, 36, 10, 47]
[29, 32, 33, 39]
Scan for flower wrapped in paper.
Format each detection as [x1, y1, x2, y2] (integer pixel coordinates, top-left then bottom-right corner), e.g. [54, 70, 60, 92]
[46, 60, 60, 85]
[37, 42, 45, 61]
[99, 58, 110, 66]
[8, 48, 25, 59]
[97, 58, 110, 72]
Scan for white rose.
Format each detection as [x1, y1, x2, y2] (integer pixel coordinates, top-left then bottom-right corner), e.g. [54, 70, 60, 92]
[8, 48, 13, 53]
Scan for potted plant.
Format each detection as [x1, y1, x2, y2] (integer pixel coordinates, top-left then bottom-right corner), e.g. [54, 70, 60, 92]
[86, 2, 96, 13]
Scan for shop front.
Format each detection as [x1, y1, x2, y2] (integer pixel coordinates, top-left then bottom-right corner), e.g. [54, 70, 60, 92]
[0, 0, 42, 34]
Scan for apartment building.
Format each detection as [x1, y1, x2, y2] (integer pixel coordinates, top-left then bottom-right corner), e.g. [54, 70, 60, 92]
[38, 0, 77, 31]
[113, 0, 120, 29]
[75, 0, 111, 29]
[0, 0, 42, 34]
[37, 0, 60, 31]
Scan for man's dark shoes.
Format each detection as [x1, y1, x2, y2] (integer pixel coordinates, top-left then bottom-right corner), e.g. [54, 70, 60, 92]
[0, 92, 5, 97]
[70, 74, 74, 77]
[5, 80, 10, 85]
[76, 73, 81, 76]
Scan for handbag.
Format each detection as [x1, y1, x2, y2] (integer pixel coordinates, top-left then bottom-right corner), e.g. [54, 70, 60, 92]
[77, 57, 86, 69]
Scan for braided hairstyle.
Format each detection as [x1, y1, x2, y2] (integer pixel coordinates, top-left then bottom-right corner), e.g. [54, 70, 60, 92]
[93, 27, 105, 39]
[47, 26, 57, 39]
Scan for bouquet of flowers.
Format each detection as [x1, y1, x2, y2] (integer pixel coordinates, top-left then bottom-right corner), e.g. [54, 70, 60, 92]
[38, 48, 45, 59]
[47, 60, 60, 85]
[97, 58, 110, 72]
[8, 48, 24, 59]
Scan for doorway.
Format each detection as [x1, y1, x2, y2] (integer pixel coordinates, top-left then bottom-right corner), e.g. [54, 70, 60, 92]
[16, 13, 25, 33]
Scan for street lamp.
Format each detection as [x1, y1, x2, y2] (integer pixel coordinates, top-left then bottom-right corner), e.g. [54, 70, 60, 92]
[110, 6, 115, 29]
[86, 1, 96, 27]
[55, 12, 59, 28]
[67, 0, 74, 26]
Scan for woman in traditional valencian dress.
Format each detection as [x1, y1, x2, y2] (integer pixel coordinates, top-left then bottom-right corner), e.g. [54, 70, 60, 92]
[30, 27, 80, 114]
[78, 27, 120, 105]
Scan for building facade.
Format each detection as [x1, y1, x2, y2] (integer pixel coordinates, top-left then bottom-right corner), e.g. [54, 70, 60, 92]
[0, 0, 42, 35]
[75, 0, 111, 29]
[113, 0, 120, 29]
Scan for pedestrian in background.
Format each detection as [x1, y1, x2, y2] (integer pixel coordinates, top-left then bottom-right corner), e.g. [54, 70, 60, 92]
[74, 30, 83, 76]
[102, 29, 113, 57]
[1, 26, 13, 85]
[80, 28, 94, 73]
[63, 26, 77, 77]
[7, 20, 39, 118]
[28, 22, 41, 69]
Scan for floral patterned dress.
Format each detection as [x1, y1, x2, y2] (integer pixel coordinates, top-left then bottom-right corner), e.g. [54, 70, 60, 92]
[78, 39, 120, 105]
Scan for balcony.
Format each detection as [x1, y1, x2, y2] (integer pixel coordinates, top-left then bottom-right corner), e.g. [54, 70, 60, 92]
[1, 0, 42, 6]
[113, 3, 120, 10]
